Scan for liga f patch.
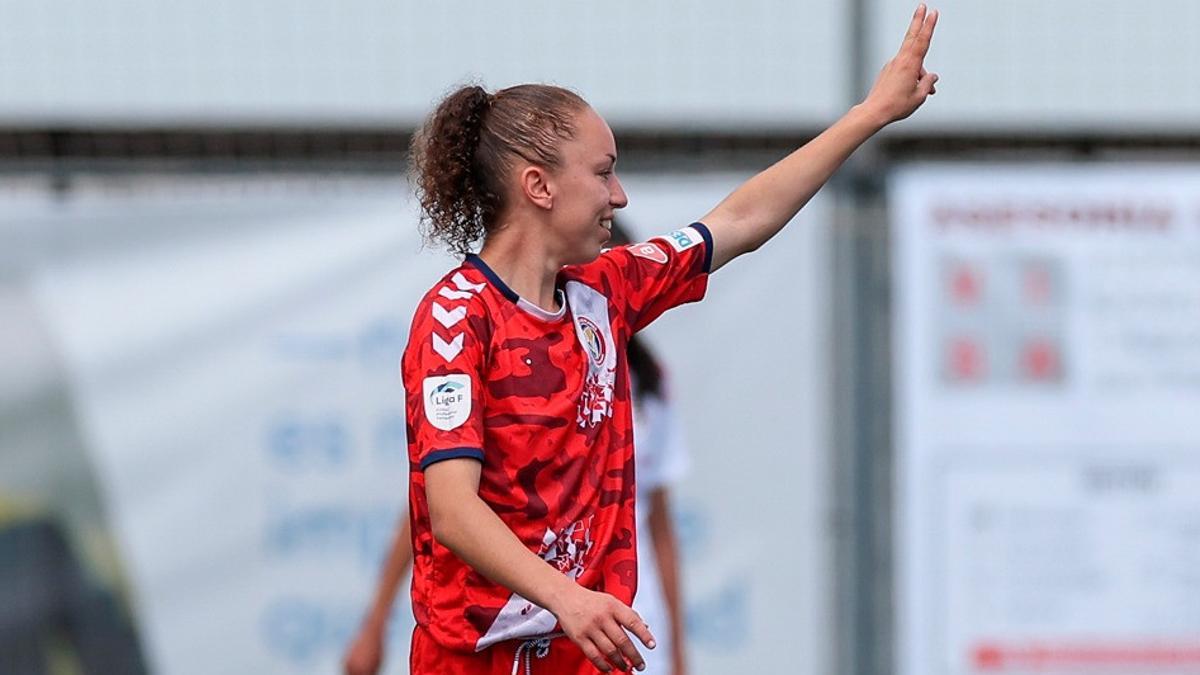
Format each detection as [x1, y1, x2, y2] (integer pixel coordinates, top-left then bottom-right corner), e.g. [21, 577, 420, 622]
[660, 226, 703, 253]
[423, 374, 471, 430]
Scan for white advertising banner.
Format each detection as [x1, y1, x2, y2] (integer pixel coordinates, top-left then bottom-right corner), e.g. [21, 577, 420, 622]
[892, 165, 1200, 675]
[23, 172, 832, 674]
[27, 180, 441, 675]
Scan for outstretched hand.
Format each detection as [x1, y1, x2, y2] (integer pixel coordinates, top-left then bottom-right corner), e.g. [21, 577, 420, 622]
[863, 4, 940, 125]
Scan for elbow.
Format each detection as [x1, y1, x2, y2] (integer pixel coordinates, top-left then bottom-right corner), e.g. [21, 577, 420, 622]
[740, 235, 766, 256]
[719, 228, 764, 270]
[723, 213, 767, 258]
[428, 505, 462, 551]
[735, 213, 771, 255]
[428, 496, 475, 554]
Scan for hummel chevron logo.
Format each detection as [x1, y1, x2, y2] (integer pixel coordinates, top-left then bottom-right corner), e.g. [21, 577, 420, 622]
[432, 333, 464, 362]
[438, 287, 474, 301]
[432, 302, 466, 329]
[452, 272, 485, 293]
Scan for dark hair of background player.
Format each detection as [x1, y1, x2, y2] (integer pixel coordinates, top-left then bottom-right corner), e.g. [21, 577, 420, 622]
[608, 218, 665, 400]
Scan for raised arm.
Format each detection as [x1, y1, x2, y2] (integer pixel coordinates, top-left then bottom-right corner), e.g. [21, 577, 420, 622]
[703, 4, 940, 272]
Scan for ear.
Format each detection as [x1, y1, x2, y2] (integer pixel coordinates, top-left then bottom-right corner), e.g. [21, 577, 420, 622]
[518, 165, 554, 211]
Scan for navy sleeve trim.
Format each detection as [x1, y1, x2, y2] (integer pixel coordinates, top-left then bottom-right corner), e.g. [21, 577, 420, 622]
[419, 447, 485, 471]
[691, 221, 715, 274]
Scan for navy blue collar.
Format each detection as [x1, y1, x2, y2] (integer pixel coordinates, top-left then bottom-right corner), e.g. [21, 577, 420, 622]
[464, 254, 568, 320]
[464, 254, 519, 302]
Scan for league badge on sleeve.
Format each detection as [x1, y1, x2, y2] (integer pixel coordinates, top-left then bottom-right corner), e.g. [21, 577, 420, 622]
[423, 374, 472, 430]
[660, 226, 703, 253]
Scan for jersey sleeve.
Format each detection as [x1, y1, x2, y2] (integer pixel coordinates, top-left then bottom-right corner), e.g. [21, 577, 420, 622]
[401, 287, 490, 471]
[601, 222, 713, 333]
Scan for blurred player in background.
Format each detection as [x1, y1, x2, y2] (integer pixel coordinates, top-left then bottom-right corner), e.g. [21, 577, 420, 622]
[399, 6, 937, 673]
[608, 220, 692, 675]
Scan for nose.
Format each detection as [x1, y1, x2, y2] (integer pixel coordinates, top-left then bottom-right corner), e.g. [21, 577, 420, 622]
[610, 174, 628, 209]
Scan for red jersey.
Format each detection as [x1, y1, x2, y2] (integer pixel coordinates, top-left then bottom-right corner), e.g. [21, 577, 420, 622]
[402, 223, 712, 653]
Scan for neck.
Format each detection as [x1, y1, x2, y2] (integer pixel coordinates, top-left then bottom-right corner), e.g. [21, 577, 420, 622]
[476, 221, 564, 312]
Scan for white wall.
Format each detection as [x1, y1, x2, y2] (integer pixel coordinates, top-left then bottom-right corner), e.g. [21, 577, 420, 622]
[0, 0, 845, 129]
[870, 0, 1200, 133]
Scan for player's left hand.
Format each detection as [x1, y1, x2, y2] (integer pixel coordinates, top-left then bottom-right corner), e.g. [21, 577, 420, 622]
[554, 586, 656, 672]
[862, 3, 940, 124]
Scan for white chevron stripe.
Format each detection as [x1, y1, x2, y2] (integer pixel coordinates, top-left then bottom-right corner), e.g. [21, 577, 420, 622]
[452, 272, 486, 293]
[432, 333, 464, 362]
[432, 302, 467, 329]
[438, 286, 474, 301]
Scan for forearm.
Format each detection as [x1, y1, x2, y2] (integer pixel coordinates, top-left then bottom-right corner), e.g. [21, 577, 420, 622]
[653, 536, 685, 653]
[703, 104, 887, 271]
[431, 490, 576, 614]
[363, 517, 413, 627]
[648, 491, 686, 658]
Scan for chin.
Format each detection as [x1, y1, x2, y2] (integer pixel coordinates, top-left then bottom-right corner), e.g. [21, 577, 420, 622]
[570, 250, 603, 266]
[564, 243, 604, 267]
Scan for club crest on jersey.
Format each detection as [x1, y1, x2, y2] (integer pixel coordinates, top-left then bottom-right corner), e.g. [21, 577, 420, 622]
[630, 242, 668, 264]
[662, 226, 702, 253]
[422, 374, 471, 430]
[566, 281, 617, 429]
[576, 316, 606, 366]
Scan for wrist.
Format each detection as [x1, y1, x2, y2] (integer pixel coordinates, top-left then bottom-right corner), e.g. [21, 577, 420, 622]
[848, 102, 891, 133]
[362, 609, 389, 631]
[542, 574, 584, 616]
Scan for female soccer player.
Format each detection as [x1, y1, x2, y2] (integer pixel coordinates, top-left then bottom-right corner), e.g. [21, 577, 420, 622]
[402, 7, 938, 674]
[344, 308, 692, 675]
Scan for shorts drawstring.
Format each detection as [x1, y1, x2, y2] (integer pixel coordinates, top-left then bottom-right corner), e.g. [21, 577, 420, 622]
[511, 637, 553, 675]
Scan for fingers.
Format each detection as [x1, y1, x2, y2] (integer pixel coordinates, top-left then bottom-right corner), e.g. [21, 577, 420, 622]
[602, 618, 647, 672]
[619, 610, 656, 651]
[912, 8, 939, 59]
[588, 612, 650, 672]
[589, 628, 630, 672]
[918, 67, 937, 94]
[579, 640, 615, 673]
[921, 72, 939, 96]
[900, 4, 927, 53]
[561, 592, 657, 672]
[899, 5, 938, 62]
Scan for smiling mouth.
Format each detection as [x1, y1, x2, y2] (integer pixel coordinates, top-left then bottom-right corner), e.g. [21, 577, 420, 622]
[600, 218, 612, 230]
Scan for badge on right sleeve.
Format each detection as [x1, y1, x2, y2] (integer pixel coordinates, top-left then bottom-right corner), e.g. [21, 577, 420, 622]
[630, 242, 668, 264]
[423, 374, 472, 431]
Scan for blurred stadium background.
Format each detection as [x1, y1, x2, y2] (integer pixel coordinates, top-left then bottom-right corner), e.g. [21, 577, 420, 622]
[2, 1, 1199, 674]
